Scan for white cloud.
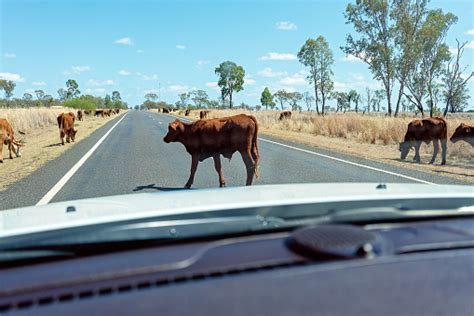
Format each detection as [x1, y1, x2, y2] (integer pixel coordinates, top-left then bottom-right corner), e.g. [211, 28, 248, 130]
[340, 54, 363, 62]
[115, 37, 133, 45]
[167, 84, 189, 93]
[87, 79, 115, 86]
[85, 88, 106, 94]
[279, 70, 307, 86]
[350, 73, 365, 81]
[136, 49, 144, 53]
[276, 21, 297, 31]
[205, 81, 220, 92]
[176, 44, 186, 50]
[197, 60, 210, 67]
[466, 29, 474, 35]
[244, 75, 256, 85]
[70, 65, 91, 74]
[0, 72, 24, 82]
[32, 81, 46, 86]
[4, 53, 16, 58]
[144, 88, 159, 94]
[449, 47, 458, 54]
[260, 52, 297, 61]
[466, 41, 474, 49]
[257, 67, 286, 77]
[136, 72, 158, 81]
[118, 69, 131, 76]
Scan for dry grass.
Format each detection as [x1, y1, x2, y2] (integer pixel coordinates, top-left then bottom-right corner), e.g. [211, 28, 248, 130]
[176, 109, 474, 183]
[0, 108, 124, 190]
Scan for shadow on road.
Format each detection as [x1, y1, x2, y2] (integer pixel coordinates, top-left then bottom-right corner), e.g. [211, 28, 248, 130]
[133, 183, 187, 192]
[44, 142, 63, 148]
[432, 170, 474, 178]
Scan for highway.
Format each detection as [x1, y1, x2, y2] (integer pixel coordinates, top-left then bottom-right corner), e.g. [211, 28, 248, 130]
[0, 110, 469, 210]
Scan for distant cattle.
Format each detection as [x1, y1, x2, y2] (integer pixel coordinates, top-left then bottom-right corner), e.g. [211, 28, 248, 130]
[84, 110, 92, 115]
[200, 110, 210, 119]
[95, 109, 104, 117]
[0, 118, 23, 163]
[399, 117, 447, 165]
[185, 109, 191, 116]
[77, 110, 84, 121]
[279, 111, 292, 120]
[450, 123, 474, 147]
[163, 114, 260, 188]
[57, 112, 77, 145]
[162, 108, 170, 113]
[115, 108, 121, 114]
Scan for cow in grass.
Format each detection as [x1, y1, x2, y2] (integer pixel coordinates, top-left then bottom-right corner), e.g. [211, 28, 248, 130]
[450, 123, 474, 147]
[0, 118, 23, 163]
[57, 112, 77, 145]
[163, 114, 260, 188]
[399, 117, 447, 165]
[200, 110, 210, 119]
[279, 111, 292, 120]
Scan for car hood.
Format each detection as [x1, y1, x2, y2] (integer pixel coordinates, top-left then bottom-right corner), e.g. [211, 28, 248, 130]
[1, 183, 473, 238]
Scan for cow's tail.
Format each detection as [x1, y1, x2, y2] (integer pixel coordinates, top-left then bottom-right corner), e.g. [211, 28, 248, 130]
[249, 115, 260, 179]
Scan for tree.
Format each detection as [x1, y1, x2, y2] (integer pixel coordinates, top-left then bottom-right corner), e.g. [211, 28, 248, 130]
[66, 79, 80, 99]
[23, 93, 33, 101]
[333, 91, 349, 112]
[111, 91, 121, 102]
[298, 35, 334, 115]
[348, 90, 360, 112]
[0, 80, 16, 99]
[215, 61, 245, 108]
[365, 88, 373, 113]
[260, 87, 274, 110]
[207, 99, 220, 108]
[191, 90, 209, 108]
[35, 89, 45, 100]
[303, 92, 315, 112]
[144, 93, 158, 102]
[177, 92, 190, 109]
[288, 92, 303, 111]
[273, 90, 291, 110]
[373, 89, 386, 112]
[104, 94, 113, 108]
[343, 0, 395, 116]
[442, 40, 473, 116]
[57, 88, 67, 101]
[403, 9, 457, 117]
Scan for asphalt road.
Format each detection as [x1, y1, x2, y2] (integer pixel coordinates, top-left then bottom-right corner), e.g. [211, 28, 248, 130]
[0, 110, 470, 210]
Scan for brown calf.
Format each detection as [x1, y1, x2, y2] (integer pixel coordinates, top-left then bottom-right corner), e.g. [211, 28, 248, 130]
[450, 123, 474, 147]
[0, 118, 23, 163]
[399, 117, 447, 165]
[199, 110, 210, 119]
[279, 111, 292, 120]
[57, 112, 77, 145]
[163, 114, 260, 188]
[77, 110, 84, 121]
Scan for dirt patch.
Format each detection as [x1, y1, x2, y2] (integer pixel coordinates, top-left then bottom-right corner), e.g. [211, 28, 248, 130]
[0, 113, 125, 190]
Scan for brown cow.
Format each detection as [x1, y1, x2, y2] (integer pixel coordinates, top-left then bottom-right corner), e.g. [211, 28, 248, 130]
[57, 112, 77, 145]
[279, 111, 292, 120]
[163, 114, 260, 188]
[115, 108, 121, 114]
[185, 109, 191, 116]
[399, 117, 447, 165]
[95, 109, 104, 117]
[200, 110, 210, 119]
[0, 118, 23, 163]
[77, 110, 84, 121]
[84, 110, 92, 115]
[162, 108, 170, 113]
[450, 123, 474, 147]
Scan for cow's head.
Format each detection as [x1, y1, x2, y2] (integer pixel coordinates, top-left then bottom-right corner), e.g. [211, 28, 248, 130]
[450, 123, 470, 143]
[399, 141, 411, 160]
[164, 120, 184, 143]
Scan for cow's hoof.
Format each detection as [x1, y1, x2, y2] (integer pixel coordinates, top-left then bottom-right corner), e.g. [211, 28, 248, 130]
[441, 161, 446, 166]
[219, 182, 226, 188]
[429, 160, 435, 164]
[0, 160, 3, 163]
[184, 184, 192, 189]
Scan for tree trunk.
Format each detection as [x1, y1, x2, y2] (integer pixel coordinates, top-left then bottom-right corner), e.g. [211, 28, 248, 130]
[443, 98, 450, 117]
[321, 91, 325, 116]
[313, 83, 320, 115]
[385, 87, 392, 117]
[394, 83, 404, 117]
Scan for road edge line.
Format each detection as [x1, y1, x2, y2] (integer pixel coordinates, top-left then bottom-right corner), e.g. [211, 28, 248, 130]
[36, 113, 129, 205]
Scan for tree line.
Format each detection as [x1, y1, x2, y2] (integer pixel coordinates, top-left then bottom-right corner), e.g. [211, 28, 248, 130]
[0, 79, 128, 110]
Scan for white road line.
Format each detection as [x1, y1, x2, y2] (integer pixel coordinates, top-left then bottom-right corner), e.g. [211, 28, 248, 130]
[164, 113, 434, 185]
[36, 113, 129, 205]
[258, 138, 434, 184]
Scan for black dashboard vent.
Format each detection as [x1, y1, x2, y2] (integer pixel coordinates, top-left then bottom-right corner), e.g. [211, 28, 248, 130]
[289, 225, 381, 259]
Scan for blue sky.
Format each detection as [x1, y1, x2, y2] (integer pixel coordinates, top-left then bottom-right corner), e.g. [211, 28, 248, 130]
[1, 0, 473, 108]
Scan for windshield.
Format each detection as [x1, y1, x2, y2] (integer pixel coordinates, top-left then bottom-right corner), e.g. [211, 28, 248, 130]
[0, 0, 473, 231]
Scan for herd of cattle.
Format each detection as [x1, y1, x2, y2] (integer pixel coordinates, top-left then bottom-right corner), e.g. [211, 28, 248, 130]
[1, 107, 474, 187]
[0, 108, 121, 163]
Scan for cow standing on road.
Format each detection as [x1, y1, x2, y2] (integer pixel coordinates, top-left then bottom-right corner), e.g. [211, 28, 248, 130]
[200, 110, 210, 119]
[57, 112, 77, 145]
[279, 111, 292, 120]
[163, 114, 260, 188]
[399, 117, 447, 165]
[450, 123, 474, 147]
[0, 118, 23, 163]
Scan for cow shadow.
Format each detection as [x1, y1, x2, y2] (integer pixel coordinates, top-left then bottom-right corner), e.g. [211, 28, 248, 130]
[44, 142, 63, 148]
[133, 184, 188, 192]
[432, 170, 474, 178]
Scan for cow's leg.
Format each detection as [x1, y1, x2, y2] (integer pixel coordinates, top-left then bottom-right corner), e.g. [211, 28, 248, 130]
[240, 150, 256, 186]
[440, 138, 447, 165]
[0, 138, 3, 163]
[184, 155, 199, 189]
[66, 131, 71, 143]
[213, 155, 226, 187]
[60, 130, 65, 145]
[429, 140, 439, 164]
[413, 141, 421, 163]
[8, 140, 13, 159]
